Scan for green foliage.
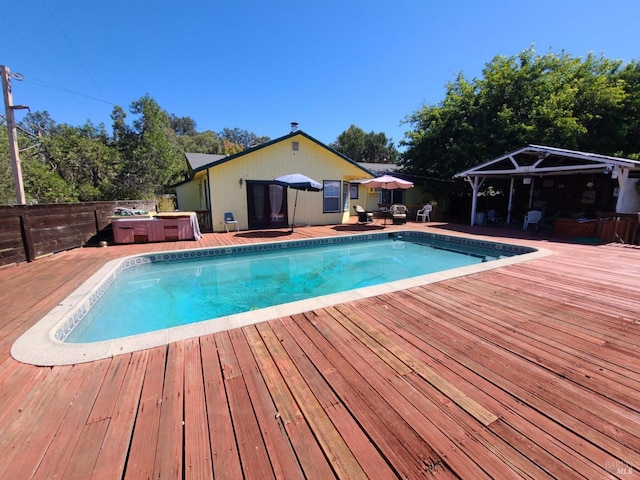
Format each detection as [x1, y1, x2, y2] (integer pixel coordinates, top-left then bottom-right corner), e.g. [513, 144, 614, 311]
[331, 125, 399, 163]
[400, 47, 640, 192]
[0, 126, 16, 204]
[218, 127, 270, 149]
[1, 96, 270, 204]
[114, 95, 185, 199]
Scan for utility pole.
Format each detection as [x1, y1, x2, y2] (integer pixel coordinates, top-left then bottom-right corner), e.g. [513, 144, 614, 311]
[1, 65, 26, 204]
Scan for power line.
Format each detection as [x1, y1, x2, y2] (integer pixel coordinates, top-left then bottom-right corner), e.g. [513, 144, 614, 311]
[25, 75, 117, 106]
[41, 0, 107, 101]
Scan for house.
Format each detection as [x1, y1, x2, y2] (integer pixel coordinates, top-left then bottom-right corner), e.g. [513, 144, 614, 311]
[454, 145, 640, 226]
[175, 127, 375, 232]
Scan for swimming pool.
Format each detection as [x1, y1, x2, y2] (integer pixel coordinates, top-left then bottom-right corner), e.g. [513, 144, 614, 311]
[12, 231, 549, 365]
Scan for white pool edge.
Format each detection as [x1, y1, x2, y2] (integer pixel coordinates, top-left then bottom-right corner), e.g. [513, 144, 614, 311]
[11, 234, 553, 366]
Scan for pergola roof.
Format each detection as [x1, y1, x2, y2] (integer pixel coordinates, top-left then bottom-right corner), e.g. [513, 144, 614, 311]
[454, 145, 640, 179]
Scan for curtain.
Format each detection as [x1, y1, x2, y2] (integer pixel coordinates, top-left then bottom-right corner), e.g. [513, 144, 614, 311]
[269, 184, 284, 220]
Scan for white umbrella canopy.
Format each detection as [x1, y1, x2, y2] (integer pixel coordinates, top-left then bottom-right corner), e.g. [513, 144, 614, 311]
[274, 173, 323, 232]
[361, 174, 413, 190]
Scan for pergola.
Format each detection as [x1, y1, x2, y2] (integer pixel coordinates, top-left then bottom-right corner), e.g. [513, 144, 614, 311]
[454, 145, 640, 225]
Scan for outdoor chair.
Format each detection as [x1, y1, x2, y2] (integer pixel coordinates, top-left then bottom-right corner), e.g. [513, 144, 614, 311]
[523, 210, 542, 232]
[390, 204, 407, 224]
[486, 209, 504, 225]
[224, 212, 239, 232]
[416, 204, 432, 222]
[353, 205, 374, 224]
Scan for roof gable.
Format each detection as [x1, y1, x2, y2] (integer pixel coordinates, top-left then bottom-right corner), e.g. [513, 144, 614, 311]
[455, 145, 640, 178]
[187, 130, 374, 177]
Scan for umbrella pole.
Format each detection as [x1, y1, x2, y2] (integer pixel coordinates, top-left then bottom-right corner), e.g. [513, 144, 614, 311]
[290, 189, 299, 233]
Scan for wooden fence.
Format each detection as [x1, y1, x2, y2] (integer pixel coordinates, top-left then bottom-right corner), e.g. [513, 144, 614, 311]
[596, 212, 640, 245]
[0, 201, 157, 267]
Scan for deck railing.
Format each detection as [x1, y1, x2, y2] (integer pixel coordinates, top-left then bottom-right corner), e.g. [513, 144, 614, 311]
[596, 212, 640, 245]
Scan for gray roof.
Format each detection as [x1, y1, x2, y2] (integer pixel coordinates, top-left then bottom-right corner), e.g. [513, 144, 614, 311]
[358, 162, 401, 174]
[185, 153, 227, 172]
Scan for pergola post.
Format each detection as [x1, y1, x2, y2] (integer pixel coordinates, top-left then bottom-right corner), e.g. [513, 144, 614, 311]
[466, 176, 485, 225]
[506, 177, 515, 224]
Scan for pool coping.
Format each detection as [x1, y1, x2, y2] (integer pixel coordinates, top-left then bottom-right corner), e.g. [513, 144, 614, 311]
[11, 230, 553, 366]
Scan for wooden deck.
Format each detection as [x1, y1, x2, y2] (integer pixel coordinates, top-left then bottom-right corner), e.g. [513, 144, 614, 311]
[0, 222, 638, 479]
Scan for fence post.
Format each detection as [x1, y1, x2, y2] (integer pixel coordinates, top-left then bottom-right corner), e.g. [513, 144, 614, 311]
[19, 213, 35, 262]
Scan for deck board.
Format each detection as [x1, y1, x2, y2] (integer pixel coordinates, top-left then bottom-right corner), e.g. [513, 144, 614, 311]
[0, 222, 639, 478]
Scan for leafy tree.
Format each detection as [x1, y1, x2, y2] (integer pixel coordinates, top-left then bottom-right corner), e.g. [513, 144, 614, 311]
[400, 47, 639, 190]
[170, 115, 198, 136]
[0, 124, 15, 203]
[176, 130, 222, 154]
[113, 95, 185, 198]
[38, 122, 120, 200]
[218, 127, 269, 149]
[1, 96, 272, 204]
[331, 125, 399, 163]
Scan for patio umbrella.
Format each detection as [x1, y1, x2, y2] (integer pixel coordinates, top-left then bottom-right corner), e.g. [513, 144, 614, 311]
[360, 174, 414, 190]
[274, 173, 323, 232]
[361, 174, 414, 225]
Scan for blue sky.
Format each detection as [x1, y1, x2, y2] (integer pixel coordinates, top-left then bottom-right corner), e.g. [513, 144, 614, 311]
[2, 1, 639, 147]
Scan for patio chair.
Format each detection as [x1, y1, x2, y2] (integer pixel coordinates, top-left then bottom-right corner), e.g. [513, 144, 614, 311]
[224, 212, 239, 232]
[486, 209, 504, 225]
[353, 205, 374, 224]
[523, 210, 542, 232]
[390, 204, 407, 224]
[416, 204, 432, 222]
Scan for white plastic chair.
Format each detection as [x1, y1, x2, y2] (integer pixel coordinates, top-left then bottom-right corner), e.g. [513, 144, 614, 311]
[224, 212, 239, 232]
[523, 210, 542, 231]
[416, 204, 432, 222]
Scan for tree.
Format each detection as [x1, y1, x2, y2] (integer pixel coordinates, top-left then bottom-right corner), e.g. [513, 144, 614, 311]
[176, 130, 222, 154]
[400, 47, 638, 189]
[2, 96, 273, 204]
[218, 127, 269, 149]
[0, 123, 15, 203]
[331, 125, 399, 163]
[113, 95, 185, 198]
[37, 122, 120, 200]
[170, 115, 198, 136]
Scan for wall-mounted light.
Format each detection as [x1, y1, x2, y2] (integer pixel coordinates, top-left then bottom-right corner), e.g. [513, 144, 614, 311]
[239, 178, 243, 186]
[522, 177, 532, 185]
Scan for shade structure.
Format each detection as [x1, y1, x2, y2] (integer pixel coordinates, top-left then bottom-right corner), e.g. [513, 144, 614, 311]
[360, 174, 414, 190]
[274, 173, 323, 232]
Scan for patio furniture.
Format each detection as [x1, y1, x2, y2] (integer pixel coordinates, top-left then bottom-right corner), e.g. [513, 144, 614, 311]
[416, 204, 432, 222]
[486, 209, 504, 224]
[353, 205, 374, 224]
[224, 212, 239, 232]
[523, 210, 542, 232]
[390, 204, 407, 224]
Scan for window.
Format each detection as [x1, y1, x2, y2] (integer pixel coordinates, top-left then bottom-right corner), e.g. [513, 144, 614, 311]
[342, 181, 350, 212]
[323, 180, 341, 212]
[349, 183, 359, 199]
[292, 141, 299, 151]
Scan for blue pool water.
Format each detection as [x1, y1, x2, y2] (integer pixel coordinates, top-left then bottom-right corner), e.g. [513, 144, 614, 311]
[64, 233, 527, 343]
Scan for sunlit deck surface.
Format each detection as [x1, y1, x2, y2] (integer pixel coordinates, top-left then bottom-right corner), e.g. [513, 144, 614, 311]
[0, 221, 639, 479]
